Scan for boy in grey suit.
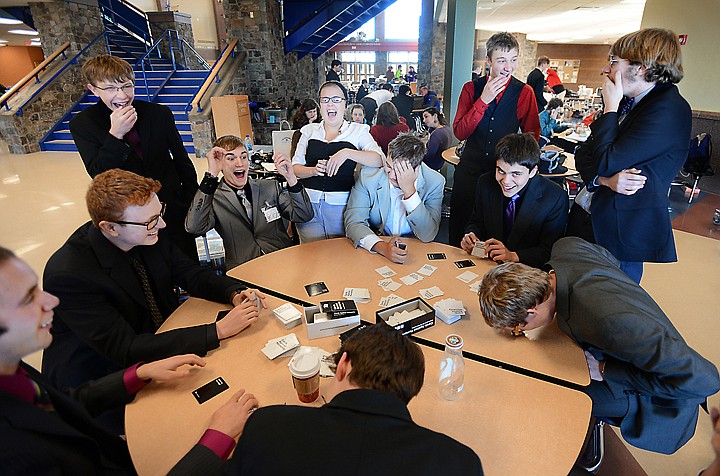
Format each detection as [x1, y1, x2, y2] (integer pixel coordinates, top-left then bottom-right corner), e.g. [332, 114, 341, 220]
[344, 133, 445, 264]
[477, 237, 720, 454]
[186, 135, 314, 268]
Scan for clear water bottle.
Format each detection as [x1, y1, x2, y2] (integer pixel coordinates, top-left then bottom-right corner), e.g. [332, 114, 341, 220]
[439, 334, 464, 400]
[244, 134, 253, 153]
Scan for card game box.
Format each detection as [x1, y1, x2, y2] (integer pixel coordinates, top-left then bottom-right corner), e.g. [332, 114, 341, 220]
[303, 304, 360, 339]
[320, 299, 359, 318]
[376, 297, 435, 336]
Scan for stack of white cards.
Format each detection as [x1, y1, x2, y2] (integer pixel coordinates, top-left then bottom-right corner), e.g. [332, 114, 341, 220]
[400, 273, 424, 286]
[261, 333, 300, 359]
[375, 266, 397, 278]
[434, 299, 466, 325]
[273, 303, 303, 329]
[386, 308, 426, 326]
[343, 287, 371, 303]
[472, 240, 488, 258]
[417, 264, 437, 276]
[419, 286, 445, 300]
[379, 294, 405, 308]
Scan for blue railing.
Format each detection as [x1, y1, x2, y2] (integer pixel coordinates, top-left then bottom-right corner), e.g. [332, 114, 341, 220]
[98, 0, 152, 49]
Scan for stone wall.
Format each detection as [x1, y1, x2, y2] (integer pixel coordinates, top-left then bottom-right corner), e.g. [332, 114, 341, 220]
[2, 1, 105, 153]
[513, 32, 537, 84]
[148, 11, 206, 71]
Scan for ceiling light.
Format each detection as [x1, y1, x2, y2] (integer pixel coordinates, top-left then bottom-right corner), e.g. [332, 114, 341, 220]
[8, 29, 39, 36]
[0, 18, 22, 25]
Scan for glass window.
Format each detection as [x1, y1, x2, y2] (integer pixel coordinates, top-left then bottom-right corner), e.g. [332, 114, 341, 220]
[344, 18, 375, 41]
[384, 0, 420, 40]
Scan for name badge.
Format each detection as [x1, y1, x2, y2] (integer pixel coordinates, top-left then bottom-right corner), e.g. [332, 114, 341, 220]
[262, 206, 281, 223]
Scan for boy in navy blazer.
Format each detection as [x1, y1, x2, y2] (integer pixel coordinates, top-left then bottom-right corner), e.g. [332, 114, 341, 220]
[461, 133, 568, 268]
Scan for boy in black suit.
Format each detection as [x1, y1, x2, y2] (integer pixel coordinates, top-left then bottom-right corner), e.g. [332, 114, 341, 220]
[227, 324, 484, 475]
[70, 55, 198, 259]
[0, 246, 258, 474]
[461, 133, 568, 268]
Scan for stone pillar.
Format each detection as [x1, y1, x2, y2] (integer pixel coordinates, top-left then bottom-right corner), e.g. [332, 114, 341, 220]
[513, 32, 537, 84]
[418, 0, 446, 94]
[147, 11, 205, 70]
[443, 0, 476, 124]
[1, 0, 105, 153]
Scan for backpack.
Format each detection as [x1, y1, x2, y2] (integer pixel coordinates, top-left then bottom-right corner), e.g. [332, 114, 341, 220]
[684, 133, 712, 173]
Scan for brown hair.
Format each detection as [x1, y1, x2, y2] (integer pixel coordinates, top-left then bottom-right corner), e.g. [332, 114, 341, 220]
[495, 133, 540, 170]
[291, 98, 320, 129]
[388, 133, 426, 169]
[547, 98, 564, 111]
[486, 32, 519, 59]
[213, 135, 246, 152]
[376, 102, 401, 127]
[610, 28, 683, 84]
[0, 246, 15, 266]
[333, 324, 424, 404]
[537, 56, 550, 67]
[86, 169, 161, 227]
[478, 262, 552, 328]
[422, 107, 447, 126]
[82, 55, 135, 86]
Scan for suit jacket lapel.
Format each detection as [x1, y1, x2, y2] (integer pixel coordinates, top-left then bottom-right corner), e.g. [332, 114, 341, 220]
[219, 179, 254, 230]
[508, 177, 542, 246]
[88, 227, 147, 310]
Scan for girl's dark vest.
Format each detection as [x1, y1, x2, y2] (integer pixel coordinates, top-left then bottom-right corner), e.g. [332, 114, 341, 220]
[300, 139, 359, 192]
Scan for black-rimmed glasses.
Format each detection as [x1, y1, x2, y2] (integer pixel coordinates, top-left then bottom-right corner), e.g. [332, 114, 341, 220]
[115, 202, 166, 230]
[319, 96, 345, 104]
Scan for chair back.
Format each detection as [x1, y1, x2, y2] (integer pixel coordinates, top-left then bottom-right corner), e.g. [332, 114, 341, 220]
[684, 133, 713, 175]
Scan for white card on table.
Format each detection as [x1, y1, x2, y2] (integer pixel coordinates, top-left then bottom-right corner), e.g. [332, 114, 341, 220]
[379, 294, 404, 308]
[417, 264, 437, 276]
[378, 279, 402, 291]
[343, 287, 371, 302]
[261, 333, 300, 360]
[419, 286, 445, 300]
[456, 270, 479, 283]
[375, 266, 396, 278]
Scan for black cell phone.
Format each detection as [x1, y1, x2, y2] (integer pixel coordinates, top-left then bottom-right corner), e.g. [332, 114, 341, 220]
[396, 242, 407, 250]
[427, 253, 446, 260]
[193, 377, 229, 404]
[454, 259, 476, 268]
[216, 310, 230, 321]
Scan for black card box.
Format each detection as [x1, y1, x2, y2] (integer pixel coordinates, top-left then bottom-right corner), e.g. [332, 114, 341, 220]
[375, 297, 435, 336]
[320, 299, 359, 319]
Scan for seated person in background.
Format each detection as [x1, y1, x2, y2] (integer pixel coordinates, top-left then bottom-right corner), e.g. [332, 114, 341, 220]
[422, 107, 453, 171]
[289, 98, 321, 156]
[0, 246, 258, 474]
[226, 323, 484, 475]
[70, 55, 198, 260]
[539, 98, 569, 138]
[345, 133, 444, 264]
[478, 237, 720, 455]
[392, 84, 416, 131]
[355, 79, 369, 102]
[43, 169, 266, 399]
[461, 133, 568, 268]
[405, 65, 418, 83]
[346, 103, 366, 124]
[420, 85, 441, 110]
[185, 135, 314, 268]
[370, 102, 411, 155]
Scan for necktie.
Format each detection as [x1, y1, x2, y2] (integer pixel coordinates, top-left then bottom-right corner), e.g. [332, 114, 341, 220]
[238, 189, 252, 222]
[504, 194, 520, 241]
[130, 256, 164, 329]
[124, 128, 143, 160]
[618, 97, 635, 118]
[29, 378, 55, 411]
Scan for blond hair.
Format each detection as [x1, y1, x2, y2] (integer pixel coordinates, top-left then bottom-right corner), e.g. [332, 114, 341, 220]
[610, 28, 683, 84]
[82, 55, 135, 86]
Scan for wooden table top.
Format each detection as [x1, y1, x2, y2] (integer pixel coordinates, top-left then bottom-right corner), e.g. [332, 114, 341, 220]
[228, 238, 589, 386]
[125, 296, 592, 476]
[441, 146, 460, 166]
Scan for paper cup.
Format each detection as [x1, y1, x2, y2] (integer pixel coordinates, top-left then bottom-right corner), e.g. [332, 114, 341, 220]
[289, 353, 321, 403]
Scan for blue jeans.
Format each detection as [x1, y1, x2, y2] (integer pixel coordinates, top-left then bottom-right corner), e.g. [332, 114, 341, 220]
[296, 198, 347, 243]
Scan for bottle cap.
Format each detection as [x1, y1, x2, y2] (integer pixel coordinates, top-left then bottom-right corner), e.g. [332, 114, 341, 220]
[445, 334, 463, 350]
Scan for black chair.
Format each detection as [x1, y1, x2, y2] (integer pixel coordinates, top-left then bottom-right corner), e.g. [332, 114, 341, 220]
[683, 133, 714, 204]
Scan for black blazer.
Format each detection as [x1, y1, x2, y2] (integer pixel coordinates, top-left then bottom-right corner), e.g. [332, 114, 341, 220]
[580, 83, 691, 263]
[465, 173, 568, 268]
[69, 100, 198, 232]
[526, 68, 547, 111]
[42, 222, 245, 391]
[549, 238, 720, 454]
[226, 389, 484, 475]
[0, 363, 223, 475]
[392, 94, 416, 131]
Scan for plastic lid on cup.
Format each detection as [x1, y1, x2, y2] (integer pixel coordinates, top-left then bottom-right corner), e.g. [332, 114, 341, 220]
[445, 334, 464, 350]
[289, 353, 321, 379]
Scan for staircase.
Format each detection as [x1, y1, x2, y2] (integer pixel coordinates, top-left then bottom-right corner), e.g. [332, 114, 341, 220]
[41, 4, 209, 154]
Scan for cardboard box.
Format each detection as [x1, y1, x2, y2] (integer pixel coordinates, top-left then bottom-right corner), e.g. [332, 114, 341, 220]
[211, 95, 253, 140]
[303, 305, 360, 340]
[376, 297, 435, 336]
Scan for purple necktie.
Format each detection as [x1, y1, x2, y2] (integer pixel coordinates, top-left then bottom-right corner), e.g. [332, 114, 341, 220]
[504, 194, 519, 241]
[125, 128, 143, 160]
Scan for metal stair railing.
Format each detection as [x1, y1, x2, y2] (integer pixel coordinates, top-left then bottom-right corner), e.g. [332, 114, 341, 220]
[0, 41, 71, 113]
[99, 0, 153, 52]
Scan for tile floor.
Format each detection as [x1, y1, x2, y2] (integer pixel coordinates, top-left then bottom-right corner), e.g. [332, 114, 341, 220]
[0, 144, 718, 475]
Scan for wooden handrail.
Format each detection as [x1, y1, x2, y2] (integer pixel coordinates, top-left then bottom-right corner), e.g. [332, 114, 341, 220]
[188, 38, 239, 113]
[0, 41, 72, 107]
